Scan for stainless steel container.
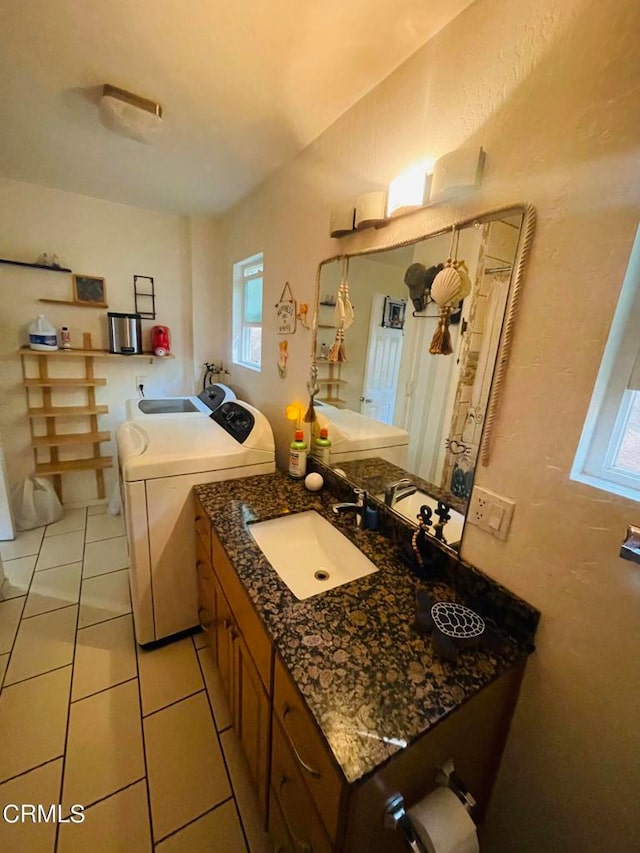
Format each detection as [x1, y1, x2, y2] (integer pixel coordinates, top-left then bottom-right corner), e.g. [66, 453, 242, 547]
[108, 312, 143, 355]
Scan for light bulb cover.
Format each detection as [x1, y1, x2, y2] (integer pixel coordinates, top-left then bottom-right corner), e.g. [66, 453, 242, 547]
[100, 84, 162, 143]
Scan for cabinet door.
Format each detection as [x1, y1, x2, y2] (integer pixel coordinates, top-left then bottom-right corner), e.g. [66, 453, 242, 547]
[273, 656, 344, 842]
[233, 630, 271, 819]
[268, 786, 294, 853]
[270, 718, 333, 853]
[213, 574, 235, 718]
[195, 535, 215, 643]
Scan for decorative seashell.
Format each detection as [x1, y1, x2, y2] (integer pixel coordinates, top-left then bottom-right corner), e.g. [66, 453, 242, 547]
[455, 260, 472, 299]
[431, 266, 466, 307]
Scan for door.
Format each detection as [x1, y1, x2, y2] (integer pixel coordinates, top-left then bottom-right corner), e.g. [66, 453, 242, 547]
[360, 294, 405, 423]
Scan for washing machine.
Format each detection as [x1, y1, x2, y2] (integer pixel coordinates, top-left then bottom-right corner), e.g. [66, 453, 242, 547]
[125, 383, 236, 420]
[117, 399, 275, 645]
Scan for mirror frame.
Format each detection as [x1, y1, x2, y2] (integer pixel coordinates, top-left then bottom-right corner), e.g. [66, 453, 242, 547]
[310, 202, 536, 467]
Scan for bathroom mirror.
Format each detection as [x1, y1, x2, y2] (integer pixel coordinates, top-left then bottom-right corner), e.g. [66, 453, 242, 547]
[311, 204, 535, 551]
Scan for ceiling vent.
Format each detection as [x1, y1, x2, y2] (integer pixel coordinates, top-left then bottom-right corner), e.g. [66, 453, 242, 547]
[100, 84, 163, 142]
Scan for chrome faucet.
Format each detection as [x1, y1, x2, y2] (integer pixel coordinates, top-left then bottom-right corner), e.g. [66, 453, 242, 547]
[333, 488, 367, 528]
[384, 478, 417, 507]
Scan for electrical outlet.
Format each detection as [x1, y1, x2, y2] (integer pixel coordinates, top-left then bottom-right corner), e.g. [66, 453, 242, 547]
[135, 375, 147, 395]
[467, 486, 515, 541]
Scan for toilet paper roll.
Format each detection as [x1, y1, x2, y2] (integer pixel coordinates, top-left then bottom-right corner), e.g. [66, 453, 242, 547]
[408, 787, 479, 853]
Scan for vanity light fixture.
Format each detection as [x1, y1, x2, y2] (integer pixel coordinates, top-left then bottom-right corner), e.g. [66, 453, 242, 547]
[329, 204, 356, 238]
[387, 163, 434, 218]
[355, 191, 388, 230]
[429, 147, 485, 203]
[329, 147, 486, 238]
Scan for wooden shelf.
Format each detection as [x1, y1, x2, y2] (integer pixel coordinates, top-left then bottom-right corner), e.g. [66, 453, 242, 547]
[24, 377, 107, 388]
[318, 396, 346, 406]
[32, 431, 111, 448]
[317, 378, 347, 386]
[318, 324, 336, 329]
[38, 298, 108, 309]
[20, 347, 174, 360]
[27, 405, 109, 419]
[35, 457, 113, 476]
[0, 258, 71, 273]
[21, 349, 111, 501]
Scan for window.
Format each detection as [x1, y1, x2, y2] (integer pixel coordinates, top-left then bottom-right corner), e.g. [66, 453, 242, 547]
[571, 224, 640, 502]
[232, 253, 263, 371]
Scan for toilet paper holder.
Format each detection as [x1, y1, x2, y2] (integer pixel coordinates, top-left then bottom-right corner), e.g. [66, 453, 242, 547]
[384, 759, 477, 852]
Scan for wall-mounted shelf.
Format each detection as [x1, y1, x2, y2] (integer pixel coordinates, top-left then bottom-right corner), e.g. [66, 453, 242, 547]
[35, 457, 113, 477]
[32, 431, 111, 448]
[0, 258, 72, 273]
[318, 396, 346, 406]
[20, 349, 113, 501]
[19, 347, 174, 361]
[38, 298, 108, 309]
[27, 405, 109, 419]
[24, 377, 107, 388]
[317, 377, 347, 386]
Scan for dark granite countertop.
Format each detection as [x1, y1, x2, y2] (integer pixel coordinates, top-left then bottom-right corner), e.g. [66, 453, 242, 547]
[195, 472, 537, 786]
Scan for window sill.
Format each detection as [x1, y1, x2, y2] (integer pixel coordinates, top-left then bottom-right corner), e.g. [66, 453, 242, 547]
[232, 360, 262, 373]
[570, 470, 640, 505]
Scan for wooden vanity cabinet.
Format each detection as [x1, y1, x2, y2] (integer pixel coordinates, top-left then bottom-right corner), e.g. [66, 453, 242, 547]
[194, 496, 273, 819]
[194, 497, 527, 852]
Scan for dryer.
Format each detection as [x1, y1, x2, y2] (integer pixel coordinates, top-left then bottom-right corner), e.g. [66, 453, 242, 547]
[117, 399, 274, 645]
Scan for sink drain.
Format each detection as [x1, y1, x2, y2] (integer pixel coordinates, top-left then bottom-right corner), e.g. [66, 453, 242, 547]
[314, 569, 330, 582]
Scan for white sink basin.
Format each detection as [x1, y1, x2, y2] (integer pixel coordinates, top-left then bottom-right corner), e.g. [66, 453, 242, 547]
[248, 510, 378, 600]
[388, 491, 465, 546]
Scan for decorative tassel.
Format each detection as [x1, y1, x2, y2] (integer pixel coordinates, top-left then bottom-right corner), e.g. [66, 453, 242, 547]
[303, 395, 317, 423]
[328, 327, 347, 362]
[429, 308, 453, 355]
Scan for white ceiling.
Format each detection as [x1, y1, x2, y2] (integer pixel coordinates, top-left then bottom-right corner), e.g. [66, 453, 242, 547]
[0, 0, 473, 215]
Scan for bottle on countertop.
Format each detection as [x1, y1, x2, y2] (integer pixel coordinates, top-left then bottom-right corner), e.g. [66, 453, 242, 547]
[288, 430, 308, 479]
[312, 427, 331, 465]
[28, 314, 58, 351]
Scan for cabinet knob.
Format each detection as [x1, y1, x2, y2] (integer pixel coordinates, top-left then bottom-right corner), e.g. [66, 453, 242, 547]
[359, 396, 372, 403]
[198, 606, 213, 631]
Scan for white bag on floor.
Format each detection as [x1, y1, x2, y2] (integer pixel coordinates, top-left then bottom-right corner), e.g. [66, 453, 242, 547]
[12, 477, 63, 531]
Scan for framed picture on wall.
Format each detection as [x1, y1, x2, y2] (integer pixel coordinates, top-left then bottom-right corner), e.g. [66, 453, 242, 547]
[382, 296, 406, 329]
[73, 275, 107, 307]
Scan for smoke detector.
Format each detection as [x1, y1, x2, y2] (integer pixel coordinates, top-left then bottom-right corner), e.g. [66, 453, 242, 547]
[100, 84, 163, 142]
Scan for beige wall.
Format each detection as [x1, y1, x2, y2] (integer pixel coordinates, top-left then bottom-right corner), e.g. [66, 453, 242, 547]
[0, 178, 198, 505]
[220, 0, 640, 849]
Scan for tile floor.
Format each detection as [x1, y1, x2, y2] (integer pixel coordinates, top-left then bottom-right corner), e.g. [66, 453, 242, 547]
[0, 506, 272, 853]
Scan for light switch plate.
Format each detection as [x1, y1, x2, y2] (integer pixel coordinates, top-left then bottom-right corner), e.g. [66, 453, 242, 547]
[467, 486, 515, 541]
